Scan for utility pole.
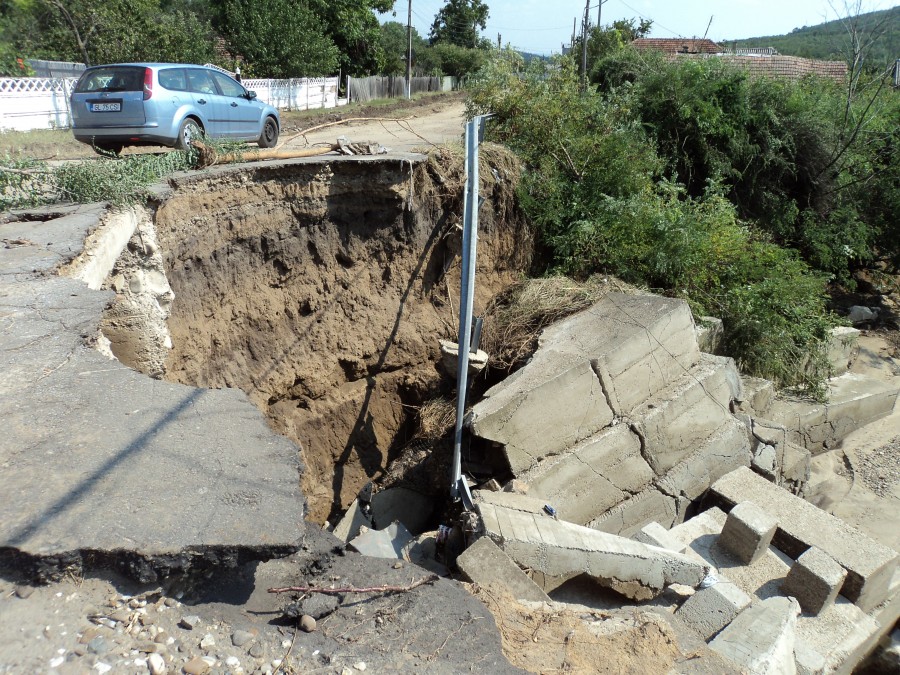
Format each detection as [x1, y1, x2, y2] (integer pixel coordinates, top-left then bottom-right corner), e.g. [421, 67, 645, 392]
[571, 17, 576, 50]
[597, 0, 606, 29]
[497, 33, 501, 49]
[406, 0, 412, 99]
[581, 0, 589, 90]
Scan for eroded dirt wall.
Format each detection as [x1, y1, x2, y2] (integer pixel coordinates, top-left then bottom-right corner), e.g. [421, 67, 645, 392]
[154, 151, 529, 523]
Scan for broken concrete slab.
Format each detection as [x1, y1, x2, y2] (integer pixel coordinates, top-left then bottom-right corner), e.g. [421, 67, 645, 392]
[719, 501, 778, 565]
[468, 293, 699, 474]
[0, 280, 304, 583]
[675, 580, 752, 641]
[655, 417, 752, 502]
[827, 327, 860, 374]
[710, 597, 801, 675]
[631, 354, 739, 476]
[710, 467, 899, 612]
[456, 537, 551, 603]
[768, 373, 899, 453]
[782, 547, 847, 616]
[633, 522, 686, 554]
[370, 487, 433, 533]
[589, 487, 681, 537]
[332, 498, 372, 543]
[348, 522, 414, 559]
[477, 499, 710, 596]
[696, 315, 724, 354]
[470, 359, 614, 474]
[518, 424, 652, 525]
[736, 376, 776, 417]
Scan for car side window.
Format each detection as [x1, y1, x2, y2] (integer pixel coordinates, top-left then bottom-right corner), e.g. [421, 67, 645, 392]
[159, 68, 187, 91]
[187, 69, 217, 95]
[211, 72, 245, 98]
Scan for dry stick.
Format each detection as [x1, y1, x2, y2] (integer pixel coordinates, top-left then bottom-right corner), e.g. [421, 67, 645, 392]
[0, 165, 52, 175]
[272, 619, 299, 675]
[268, 574, 438, 596]
[277, 116, 414, 149]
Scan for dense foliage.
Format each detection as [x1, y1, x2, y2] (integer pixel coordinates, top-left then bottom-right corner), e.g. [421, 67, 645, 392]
[467, 47, 898, 394]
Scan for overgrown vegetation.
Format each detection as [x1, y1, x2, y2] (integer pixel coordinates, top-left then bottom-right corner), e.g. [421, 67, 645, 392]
[464, 46, 900, 396]
[1, 146, 202, 210]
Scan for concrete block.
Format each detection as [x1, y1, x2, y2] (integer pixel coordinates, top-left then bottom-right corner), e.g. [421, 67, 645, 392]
[332, 498, 372, 543]
[370, 487, 433, 533]
[656, 417, 752, 501]
[780, 442, 810, 492]
[735, 376, 776, 417]
[768, 373, 899, 453]
[632, 354, 738, 475]
[675, 581, 752, 641]
[477, 499, 710, 597]
[588, 487, 679, 537]
[456, 537, 550, 603]
[710, 467, 899, 612]
[752, 443, 778, 480]
[782, 547, 847, 615]
[348, 521, 414, 559]
[519, 424, 653, 525]
[633, 522, 686, 553]
[827, 326, 860, 373]
[438, 339, 488, 376]
[718, 501, 777, 564]
[710, 597, 801, 675]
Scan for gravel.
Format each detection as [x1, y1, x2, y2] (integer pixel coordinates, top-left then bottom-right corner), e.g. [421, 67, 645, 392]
[856, 436, 900, 497]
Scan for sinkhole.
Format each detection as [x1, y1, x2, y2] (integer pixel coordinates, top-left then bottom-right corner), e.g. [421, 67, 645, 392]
[101, 150, 530, 526]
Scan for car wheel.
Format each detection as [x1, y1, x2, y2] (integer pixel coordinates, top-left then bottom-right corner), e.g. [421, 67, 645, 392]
[94, 143, 124, 157]
[258, 117, 278, 148]
[176, 118, 203, 150]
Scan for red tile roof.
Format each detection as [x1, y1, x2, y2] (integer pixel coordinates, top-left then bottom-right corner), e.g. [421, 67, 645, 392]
[632, 38, 723, 54]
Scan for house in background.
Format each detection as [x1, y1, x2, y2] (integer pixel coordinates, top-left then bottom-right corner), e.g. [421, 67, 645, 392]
[632, 38, 723, 55]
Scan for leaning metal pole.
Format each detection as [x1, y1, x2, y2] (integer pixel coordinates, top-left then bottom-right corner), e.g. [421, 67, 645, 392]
[451, 115, 490, 508]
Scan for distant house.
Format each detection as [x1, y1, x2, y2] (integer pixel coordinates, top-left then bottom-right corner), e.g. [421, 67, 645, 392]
[631, 38, 723, 55]
[630, 37, 846, 82]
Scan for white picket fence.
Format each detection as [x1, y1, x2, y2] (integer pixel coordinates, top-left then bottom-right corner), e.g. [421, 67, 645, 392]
[0, 76, 343, 132]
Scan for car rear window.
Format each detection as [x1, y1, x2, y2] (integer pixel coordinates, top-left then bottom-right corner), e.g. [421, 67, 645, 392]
[75, 67, 146, 93]
[159, 68, 187, 91]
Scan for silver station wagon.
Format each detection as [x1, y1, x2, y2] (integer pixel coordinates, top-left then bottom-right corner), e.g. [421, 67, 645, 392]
[70, 63, 280, 154]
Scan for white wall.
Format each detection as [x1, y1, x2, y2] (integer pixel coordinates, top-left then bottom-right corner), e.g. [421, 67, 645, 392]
[0, 76, 342, 132]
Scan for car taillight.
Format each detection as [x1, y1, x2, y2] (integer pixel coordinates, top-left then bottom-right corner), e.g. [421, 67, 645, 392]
[143, 68, 153, 100]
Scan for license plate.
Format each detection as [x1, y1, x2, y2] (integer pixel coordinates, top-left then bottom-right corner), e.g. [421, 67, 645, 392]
[90, 102, 121, 112]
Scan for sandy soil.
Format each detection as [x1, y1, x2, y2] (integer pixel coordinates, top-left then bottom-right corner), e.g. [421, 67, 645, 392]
[279, 100, 467, 154]
[805, 333, 900, 550]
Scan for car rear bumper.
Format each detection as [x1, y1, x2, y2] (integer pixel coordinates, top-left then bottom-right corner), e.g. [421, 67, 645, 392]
[72, 125, 175, 147]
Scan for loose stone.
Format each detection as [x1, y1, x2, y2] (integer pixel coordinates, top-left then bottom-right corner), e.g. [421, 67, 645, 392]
[180, 615, 201, 630]
[300, 615, 316, 633]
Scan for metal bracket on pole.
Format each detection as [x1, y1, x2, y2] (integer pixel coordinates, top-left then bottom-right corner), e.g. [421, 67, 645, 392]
[451, 114, 493, 510]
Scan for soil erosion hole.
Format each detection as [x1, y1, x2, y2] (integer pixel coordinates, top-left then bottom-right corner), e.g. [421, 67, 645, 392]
[148, 153, 527, 524]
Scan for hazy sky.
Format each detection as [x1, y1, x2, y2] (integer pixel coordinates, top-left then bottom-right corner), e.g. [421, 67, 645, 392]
[381, 0, 898, 55]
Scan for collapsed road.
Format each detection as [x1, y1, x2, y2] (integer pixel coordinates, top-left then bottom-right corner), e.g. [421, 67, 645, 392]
[1, 110, 899, 673]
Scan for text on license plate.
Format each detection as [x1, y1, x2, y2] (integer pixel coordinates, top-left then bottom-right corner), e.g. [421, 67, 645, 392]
[91, 103, 121, 112]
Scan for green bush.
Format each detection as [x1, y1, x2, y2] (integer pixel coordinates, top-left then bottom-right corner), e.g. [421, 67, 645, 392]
[467, 51, 840, 395]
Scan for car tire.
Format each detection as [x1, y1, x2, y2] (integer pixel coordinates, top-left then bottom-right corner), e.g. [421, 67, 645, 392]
[258, 117, 279, 148]
[94, 143, 124, 157]
[176, 118, 203, 150]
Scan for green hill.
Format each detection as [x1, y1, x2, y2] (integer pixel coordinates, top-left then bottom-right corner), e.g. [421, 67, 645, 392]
[725, 6, 900, 69]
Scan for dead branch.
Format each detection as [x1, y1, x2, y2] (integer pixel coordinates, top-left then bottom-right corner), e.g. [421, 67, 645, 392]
[268, 574, 438, 596]
[191, 141, 336, 168]
[0, 165, 52, 176]
[278, 116, 413, 149]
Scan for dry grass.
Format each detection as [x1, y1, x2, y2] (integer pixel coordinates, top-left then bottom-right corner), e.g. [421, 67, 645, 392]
[414, 397, 457, 441]
[480, 275, 644, 371]
[0, 128, 94, 161]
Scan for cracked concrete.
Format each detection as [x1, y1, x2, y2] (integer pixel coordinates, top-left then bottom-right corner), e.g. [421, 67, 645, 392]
[0, 205, 305, 582]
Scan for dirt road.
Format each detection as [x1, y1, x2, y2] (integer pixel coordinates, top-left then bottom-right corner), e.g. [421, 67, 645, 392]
[280, 100, 467, 154]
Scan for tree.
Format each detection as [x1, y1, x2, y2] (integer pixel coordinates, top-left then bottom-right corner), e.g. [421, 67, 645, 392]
[429, 0, 488, 48]
[29, 0, 216, 66]
[308, 0, 394, 77]
[222, 0, 340, 77]
[379, 20, 425, 75]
